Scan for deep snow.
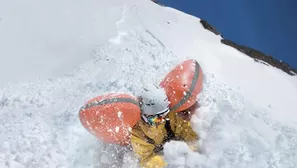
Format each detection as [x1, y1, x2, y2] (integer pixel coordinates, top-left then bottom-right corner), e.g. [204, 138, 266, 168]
[0, 0, 297, 167]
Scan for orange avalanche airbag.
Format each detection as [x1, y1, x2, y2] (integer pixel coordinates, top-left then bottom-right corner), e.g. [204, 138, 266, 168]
[160, 59, 203, 112]
[79, 93, 141, 146]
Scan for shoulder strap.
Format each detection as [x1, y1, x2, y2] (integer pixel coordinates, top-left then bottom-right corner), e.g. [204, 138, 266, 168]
[153, 120, 176, 154]
[164, 119, 175, 143]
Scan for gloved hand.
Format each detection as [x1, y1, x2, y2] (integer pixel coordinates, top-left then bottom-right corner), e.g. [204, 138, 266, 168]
[144, 155, 167, 168]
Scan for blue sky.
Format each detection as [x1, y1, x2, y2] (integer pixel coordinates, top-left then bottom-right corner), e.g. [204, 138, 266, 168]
[159, 0, 297, 69]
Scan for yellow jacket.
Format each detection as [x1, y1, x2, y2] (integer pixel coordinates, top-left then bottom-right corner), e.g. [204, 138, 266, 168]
[130, 108, 198, 168]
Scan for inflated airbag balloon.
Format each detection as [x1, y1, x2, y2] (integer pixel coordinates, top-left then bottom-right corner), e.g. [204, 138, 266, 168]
[160, 59, 203, 112]
[79, 93, 141, 146]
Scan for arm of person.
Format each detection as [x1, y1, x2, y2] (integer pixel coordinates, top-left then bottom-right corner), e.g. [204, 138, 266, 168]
[130, 127, 167, 168]
[169, 101, 199, 145]
[176, 101, 199, 121]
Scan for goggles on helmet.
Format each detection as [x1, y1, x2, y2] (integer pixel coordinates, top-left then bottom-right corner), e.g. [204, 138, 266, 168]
[141, 107, 170, 126]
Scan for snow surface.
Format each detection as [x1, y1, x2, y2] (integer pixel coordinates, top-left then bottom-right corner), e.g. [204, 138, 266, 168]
[0, 0, 297, 167]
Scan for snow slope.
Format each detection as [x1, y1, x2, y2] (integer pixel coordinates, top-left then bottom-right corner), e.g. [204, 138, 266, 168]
[0, 0, 297, 167]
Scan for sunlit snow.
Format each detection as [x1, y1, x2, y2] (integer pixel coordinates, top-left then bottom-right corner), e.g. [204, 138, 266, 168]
[0, 0, 297, 168]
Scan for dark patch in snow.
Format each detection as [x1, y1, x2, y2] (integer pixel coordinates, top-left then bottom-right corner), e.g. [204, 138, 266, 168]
[199, 19, 297, 76]
[25, 113, 33, 118]
[145, 29, 165, 48]
[109, 80, 120, 88]
[0, 97, 8, 107]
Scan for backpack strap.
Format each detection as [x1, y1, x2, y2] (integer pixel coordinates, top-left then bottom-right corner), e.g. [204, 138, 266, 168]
[164, 119, 175, 143]
[154, 119, 176, 153]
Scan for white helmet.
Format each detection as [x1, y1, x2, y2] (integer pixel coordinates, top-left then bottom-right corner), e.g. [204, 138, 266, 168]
[138, 84, 170, 116]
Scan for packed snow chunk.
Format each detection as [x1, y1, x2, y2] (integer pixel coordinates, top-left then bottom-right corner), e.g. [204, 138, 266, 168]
[115, 126, 120, 133]
[128, 127, 132, 132]
[163, 141, 210, 168]
[118, 111, 123, 118]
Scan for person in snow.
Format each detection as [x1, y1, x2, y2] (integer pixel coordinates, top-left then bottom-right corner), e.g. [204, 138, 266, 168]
[131, 84, 199, 168]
